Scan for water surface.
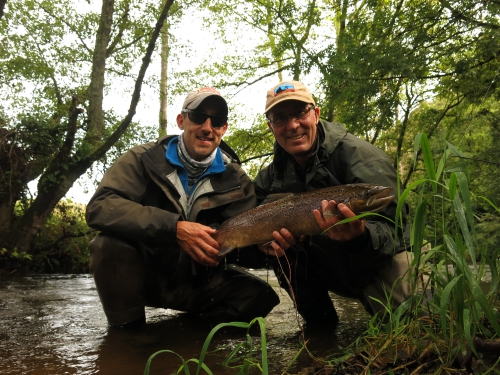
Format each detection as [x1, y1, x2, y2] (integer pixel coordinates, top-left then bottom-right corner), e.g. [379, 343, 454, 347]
[0, 271, 373, 374]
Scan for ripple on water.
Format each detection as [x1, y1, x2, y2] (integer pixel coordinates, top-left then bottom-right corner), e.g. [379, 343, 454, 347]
[0, 272, 372, 375]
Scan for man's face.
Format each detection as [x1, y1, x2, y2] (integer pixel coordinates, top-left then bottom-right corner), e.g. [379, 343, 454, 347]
[266, 100, 320, 165]
[176, 96, 228, 161]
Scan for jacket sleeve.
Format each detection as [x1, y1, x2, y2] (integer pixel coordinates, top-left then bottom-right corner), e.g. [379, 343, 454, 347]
[85, 145, 180, 247]
[338, 134, 410, 268]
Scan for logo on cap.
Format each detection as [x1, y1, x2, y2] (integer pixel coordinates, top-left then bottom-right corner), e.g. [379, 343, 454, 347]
[274, 83, 295, 97]
[197, 87, 221, 95]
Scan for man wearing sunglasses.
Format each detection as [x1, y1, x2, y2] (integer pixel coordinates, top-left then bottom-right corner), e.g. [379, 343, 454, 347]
[86, 87, 279, 329]
[253, 81, 413, 331]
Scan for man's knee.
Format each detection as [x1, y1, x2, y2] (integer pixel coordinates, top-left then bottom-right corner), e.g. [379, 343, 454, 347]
[89, 233, 153, 325]
[89, 233, 144, 272]
[214, 265, 280, 321]
[361, 251, 423, 316]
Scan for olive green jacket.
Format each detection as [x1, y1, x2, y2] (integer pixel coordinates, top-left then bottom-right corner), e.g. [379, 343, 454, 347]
[254, 120, 410, 274]
[86, 135, 257, 254]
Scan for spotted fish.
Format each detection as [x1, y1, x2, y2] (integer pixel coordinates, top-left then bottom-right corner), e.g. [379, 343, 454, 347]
[213, 183, 394, 256]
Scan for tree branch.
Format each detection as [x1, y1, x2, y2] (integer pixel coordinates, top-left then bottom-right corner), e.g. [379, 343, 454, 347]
[0, 0, 7, 21]
[440, 0, 500, 30]
[88, 0, 176, 162]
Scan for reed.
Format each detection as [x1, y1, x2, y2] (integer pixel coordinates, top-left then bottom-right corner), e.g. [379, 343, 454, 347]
[335, 133, 500, 374]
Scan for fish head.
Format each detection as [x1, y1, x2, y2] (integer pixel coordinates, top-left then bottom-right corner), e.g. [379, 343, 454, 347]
[340, 184, 394, 214]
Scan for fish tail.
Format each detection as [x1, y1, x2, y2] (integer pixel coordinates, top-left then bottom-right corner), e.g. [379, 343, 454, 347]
[218, 244, 234, 257]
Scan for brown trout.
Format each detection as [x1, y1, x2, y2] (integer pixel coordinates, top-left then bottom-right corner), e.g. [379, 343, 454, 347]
[213, 183, 394, 256]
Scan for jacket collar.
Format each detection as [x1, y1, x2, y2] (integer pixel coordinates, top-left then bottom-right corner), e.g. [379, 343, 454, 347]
[165, 136, 226, 174]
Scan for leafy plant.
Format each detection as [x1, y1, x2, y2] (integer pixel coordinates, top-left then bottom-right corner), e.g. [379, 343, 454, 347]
[337, 134, 500, 374]
[8, 198, 95, 273]
[144, 317, 272, 375]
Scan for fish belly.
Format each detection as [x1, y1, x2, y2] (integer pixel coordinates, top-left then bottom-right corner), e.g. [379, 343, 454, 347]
[215, 200, 321, 255]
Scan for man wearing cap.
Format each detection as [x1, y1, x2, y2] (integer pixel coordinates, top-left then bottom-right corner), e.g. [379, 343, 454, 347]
[86, 87, 279, 328]
[254, 80, 413, 330]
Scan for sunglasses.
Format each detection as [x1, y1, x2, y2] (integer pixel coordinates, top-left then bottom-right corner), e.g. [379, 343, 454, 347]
[181, 109, 227, 129]
[267, 105, 315, 128]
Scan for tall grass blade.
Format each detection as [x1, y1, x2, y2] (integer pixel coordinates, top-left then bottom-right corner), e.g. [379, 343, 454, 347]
[195, 322, 250, 375]
[439, 275, 462, 337]
[474, 195, 500, 214]
[255, 317, 268, 374]
[451, 194, 475, 266]
[184, 359, 213, 375]
[411, 200, 427, 267]
[413, 133, 423, 170]
[418, 133, 437, 192]
[143, 350, 190, 375]
[448, 172, 457, 201]
[470, 282, 500, 335]
[463, 309, 478, 357]
[455, 172, 477, 265]
[446, 141, 469, 160]
[222, 342, 246, 366]
[436, 148, 452, 181]
[395, 179, 431, 237]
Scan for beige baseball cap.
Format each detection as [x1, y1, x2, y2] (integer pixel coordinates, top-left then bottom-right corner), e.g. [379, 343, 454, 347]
[182, 87, 228, 115]
[265, 81, 316, 113]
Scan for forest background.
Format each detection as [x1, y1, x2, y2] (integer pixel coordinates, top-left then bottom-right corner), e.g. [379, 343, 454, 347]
[0, 0, 499, 273]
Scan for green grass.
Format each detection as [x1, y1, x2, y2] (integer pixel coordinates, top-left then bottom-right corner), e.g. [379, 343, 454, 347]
[144, 318, 271, 375]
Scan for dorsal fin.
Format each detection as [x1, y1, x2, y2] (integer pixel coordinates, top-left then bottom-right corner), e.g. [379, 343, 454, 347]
[260, 192, 295, 206]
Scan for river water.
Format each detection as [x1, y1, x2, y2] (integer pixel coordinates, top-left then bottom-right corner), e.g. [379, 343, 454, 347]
[0, 271, 371, 375]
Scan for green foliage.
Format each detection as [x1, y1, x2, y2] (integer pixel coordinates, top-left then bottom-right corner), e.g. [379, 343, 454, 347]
[224, 116, 274, 179]
[28, 199, 94, 273]
[189, 0, 500, 197]
[345, 134, 500, 373]
[144, 317, 271, 375]
[0, 0, 175, 257]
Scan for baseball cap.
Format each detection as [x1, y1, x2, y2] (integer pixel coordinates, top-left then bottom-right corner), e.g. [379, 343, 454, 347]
[182, 87, 228, 115]
[265, 81, 316, 113]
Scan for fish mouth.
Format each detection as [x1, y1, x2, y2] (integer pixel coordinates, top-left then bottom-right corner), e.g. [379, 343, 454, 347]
[366, 187, 394, 209]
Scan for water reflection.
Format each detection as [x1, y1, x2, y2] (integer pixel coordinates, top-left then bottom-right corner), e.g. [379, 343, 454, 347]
[0, 272, 370, 375]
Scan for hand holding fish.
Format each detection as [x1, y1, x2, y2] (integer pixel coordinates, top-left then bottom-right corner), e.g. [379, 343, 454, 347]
[313, 200, 366, 242]
[176, 221, 221, 267]
[257, 228, 298, 257]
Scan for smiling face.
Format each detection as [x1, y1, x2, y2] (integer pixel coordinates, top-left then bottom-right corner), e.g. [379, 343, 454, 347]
[266, 100, 320, 167]
[176, 96, 228, 161]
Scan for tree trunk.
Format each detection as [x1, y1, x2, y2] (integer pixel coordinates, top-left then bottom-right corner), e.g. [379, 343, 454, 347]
[4, 168, 82, 254]
[265, 1, 283, 82]
[0, 201, 13, 236]
[87, 0, 115, 146]
[159, 16, 169, 137]
[0, 0, 6, 21]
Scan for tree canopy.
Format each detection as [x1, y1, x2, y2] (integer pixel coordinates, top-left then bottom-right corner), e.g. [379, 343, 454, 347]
[1, 0, 499, 267]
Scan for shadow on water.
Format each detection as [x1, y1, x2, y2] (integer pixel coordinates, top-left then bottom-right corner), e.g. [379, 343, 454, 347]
[9, 268, 474, 374]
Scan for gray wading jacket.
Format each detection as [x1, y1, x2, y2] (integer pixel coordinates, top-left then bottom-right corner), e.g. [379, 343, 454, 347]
[254, 121, 411, 291]
[86, 135, 260, 270]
